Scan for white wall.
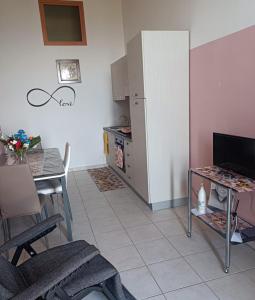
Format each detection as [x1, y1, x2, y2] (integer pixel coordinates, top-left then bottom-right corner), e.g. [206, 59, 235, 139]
[121, 0, 255, 48]
[0, 0, 125, 168]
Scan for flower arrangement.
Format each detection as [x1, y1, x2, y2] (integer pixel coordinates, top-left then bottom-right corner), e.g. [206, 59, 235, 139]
[0, 129, 41, 158]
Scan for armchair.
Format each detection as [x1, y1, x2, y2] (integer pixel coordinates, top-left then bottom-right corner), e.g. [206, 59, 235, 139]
[0, 215, 135, 300]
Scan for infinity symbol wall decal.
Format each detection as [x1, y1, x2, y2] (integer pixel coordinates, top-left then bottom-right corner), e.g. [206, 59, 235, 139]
[27, 86, 76, 107]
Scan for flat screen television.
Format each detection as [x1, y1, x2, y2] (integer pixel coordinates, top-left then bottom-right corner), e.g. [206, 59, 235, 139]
[213, 133, 255, 179]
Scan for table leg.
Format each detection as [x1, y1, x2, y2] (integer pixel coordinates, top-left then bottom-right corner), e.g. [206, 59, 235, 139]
[224, 188, 232, 273]
[60, 176, 73, 241]
[187, 169, 192, 238]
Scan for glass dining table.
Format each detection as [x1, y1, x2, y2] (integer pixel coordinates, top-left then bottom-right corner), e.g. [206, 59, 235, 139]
[0, 148, 73, 241]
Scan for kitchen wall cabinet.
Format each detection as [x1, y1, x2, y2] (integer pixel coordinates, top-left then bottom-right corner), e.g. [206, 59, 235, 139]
[111, 56, 129, 101]
[126, 34, 145, 99]
[127, 31, 189, 209]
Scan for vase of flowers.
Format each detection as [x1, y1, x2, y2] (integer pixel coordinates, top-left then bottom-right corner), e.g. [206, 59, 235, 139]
[0, 129, 41, 162]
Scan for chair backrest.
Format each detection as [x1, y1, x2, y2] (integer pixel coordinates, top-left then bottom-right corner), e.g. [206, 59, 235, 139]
[63, 142, 71, 179]
[0, 163, 42, 219]
[0, 256, 27, 299]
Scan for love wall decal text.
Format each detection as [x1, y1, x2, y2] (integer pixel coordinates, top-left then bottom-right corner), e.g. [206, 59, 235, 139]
[27, 86, 76, 107]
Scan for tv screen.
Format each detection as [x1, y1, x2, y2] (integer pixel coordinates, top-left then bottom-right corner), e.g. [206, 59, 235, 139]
[213, 133, 255, 179]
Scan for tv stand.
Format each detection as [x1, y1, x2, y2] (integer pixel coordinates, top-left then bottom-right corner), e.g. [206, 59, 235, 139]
[187, 166, 255, 273]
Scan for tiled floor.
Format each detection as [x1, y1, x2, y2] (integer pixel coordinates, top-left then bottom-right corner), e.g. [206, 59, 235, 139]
[2, 170, 255, 300]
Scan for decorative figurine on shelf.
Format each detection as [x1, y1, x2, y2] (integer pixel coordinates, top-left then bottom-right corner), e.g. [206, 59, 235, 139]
[198, 183, 207, 214]
[0, 129, 41, 161]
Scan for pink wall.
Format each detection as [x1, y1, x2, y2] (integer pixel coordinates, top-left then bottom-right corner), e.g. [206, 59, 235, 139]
[190, 25, 255, 223]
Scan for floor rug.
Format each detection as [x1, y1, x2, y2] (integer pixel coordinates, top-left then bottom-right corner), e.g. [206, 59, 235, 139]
[87, 167, 126, 192]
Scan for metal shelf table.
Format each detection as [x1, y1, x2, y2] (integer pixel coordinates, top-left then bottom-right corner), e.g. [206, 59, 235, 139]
[187, 166, 255, 273]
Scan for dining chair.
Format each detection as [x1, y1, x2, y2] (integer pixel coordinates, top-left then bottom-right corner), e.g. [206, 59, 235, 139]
[0, 163, 48, 243]
[35, 143, 73, 221]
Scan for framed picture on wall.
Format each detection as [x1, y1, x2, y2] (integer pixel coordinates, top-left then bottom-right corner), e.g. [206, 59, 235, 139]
[38, 0, 87, 46]
[56, 59, 81, 84]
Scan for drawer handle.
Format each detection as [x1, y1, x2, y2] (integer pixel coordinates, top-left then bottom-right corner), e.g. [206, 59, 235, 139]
[126, 153, 130, 157]
[135, 93, 138, 97]
[134, 101, 138, 105]
[127, 164, 131, 168]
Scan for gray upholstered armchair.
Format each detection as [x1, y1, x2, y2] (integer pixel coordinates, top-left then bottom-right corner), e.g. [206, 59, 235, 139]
[0, 215, 135, 300]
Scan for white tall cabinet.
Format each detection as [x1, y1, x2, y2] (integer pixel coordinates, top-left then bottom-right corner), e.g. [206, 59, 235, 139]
[127, 31, 189, 209]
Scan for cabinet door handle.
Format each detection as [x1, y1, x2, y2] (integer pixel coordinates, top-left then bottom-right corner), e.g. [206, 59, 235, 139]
[126, 153, 130, 157]
[134, 101, 138, 105]
[127, 164, 131, 168]
[134, 93, 138, 97]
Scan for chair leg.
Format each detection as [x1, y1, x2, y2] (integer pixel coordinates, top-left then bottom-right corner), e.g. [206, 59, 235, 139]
[35, 213, 42, 223]
[6, 219, 11, 240]
[50, 194, 54, 206]
[62, 193, 73, 222]
[2, 219, 10, 260]
[43, 205, 49, 219]
[2, 219, 9, 243]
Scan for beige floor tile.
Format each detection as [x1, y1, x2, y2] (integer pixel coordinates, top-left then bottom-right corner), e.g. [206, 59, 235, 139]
[90, 217, 123, 234]
[95, 230, 132, 251]
[73, 230, 96, 245]
[145, 209, 178, 223]
[127, 224, 163, 244]
[107, 196, 137, 206]
[185, 249, 240, 281]
[87, 207, 116, 221]
[207, 272, 255, 300]
[243, 268, 255, 282]
[112, 203, 143, 216]
[230, 244, 255, 271]
[136, 238, 180, 265]
[164, 283, 218, 300]
[167, 232, 215, 256]
[102, 245, 145, 271]
[84, 199, 110, 210]
[172, 205, 188, 219]
[155, 219, 187, 237]
[148, 258, 202, 293]
[243, 269, 255, 282]
[119, 213, 152, 228]
[121, 267, 161, 300]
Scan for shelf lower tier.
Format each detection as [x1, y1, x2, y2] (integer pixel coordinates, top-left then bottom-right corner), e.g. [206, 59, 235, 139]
[191, 206, 255, 245]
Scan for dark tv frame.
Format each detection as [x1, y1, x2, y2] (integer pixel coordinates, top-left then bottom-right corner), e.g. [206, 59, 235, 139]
[213, 132, 255, 179]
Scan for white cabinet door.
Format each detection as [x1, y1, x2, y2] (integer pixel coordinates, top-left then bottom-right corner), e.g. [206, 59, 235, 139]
[111, 56, 129, 101]
[130, 98, 149, 202]
[127, 33, 145, 99]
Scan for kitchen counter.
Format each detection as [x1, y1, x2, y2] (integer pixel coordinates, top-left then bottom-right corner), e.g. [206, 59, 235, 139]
[104, 126, 132, 141]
